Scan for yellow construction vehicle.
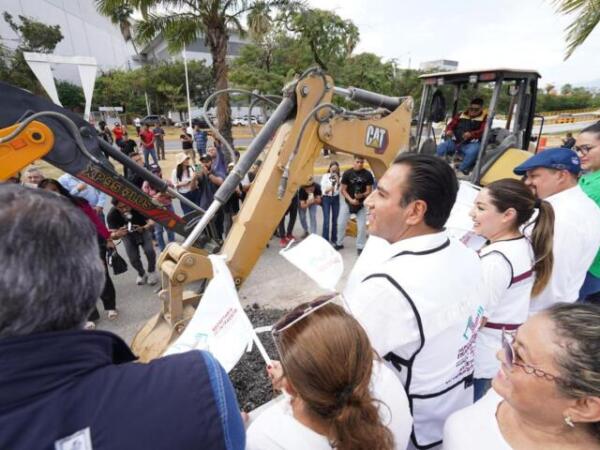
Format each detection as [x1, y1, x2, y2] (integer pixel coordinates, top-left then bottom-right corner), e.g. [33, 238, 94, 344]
[413, 68, 542, 185]
[0, 67, 534, 362]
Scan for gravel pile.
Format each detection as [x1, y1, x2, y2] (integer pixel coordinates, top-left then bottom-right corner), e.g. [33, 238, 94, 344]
[229, 304, 287, 411]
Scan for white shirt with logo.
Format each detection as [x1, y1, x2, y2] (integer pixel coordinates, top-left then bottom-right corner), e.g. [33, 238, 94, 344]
[246, 360, 412, 450]
[529, 185, 600, 314]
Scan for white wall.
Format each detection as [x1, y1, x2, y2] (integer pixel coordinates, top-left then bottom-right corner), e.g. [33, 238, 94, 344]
[0, 0, 136, 83]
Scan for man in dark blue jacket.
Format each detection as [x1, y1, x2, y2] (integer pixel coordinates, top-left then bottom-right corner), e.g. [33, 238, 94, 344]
[0, 184, 245, 450]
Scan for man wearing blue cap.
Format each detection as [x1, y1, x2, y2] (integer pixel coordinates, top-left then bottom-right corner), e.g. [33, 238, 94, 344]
[513, 147, 600, 314]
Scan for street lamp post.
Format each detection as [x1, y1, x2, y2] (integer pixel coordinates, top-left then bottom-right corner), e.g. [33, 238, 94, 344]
[183, 45, 193, 132]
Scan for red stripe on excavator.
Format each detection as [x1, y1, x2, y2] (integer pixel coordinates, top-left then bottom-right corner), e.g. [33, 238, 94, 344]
[77, 173, 185, 227]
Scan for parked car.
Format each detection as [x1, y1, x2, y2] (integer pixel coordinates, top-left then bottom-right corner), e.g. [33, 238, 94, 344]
[234, 116, 259, 126]
[175, 116, 211, 129]
[141, 115, 170, 126]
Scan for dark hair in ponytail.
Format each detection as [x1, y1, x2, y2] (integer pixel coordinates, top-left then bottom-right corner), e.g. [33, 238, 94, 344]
[274, 302, 394, 450]
[485, 178, 555, 296]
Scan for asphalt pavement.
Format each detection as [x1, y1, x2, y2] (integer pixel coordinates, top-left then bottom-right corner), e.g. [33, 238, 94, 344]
[97, 210, 360, 345]
[164, 137, 252, 151]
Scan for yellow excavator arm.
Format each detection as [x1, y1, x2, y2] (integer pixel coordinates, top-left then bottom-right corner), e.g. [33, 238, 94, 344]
[0, 72, 413, 362]
[132, 69, 414, 361]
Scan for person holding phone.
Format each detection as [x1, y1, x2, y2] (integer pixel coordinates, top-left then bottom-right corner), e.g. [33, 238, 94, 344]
[320, 161, 341, 243]
[106, 199, 158, 286]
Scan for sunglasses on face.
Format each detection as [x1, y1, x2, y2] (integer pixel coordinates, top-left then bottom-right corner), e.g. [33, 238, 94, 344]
[272, 294, 337, 336]
[501, 329, 563, 383]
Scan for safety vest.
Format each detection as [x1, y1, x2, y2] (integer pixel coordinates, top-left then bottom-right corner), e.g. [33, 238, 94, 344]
[360, 236, 483, 450]
[475, 237, 534, 378]
[479, 236, 534, 327]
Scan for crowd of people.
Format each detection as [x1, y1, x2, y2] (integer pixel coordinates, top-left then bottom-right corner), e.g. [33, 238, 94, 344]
[2, 120, 600, 450]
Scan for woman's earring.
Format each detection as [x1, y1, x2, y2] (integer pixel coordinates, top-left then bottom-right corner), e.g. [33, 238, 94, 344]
[564, 415, 575, 428]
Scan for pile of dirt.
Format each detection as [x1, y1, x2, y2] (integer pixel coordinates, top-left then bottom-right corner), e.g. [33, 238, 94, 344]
[229, 304, 287, 411]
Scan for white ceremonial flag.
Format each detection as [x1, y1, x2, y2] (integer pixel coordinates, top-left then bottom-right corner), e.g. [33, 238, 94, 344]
[279, 234, 344, 291]
[164, 255, 270, 371]
[446, 180, 486, 251]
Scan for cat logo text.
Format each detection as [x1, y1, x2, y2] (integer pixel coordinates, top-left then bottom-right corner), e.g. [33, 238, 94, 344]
[364, 125, 388, 154]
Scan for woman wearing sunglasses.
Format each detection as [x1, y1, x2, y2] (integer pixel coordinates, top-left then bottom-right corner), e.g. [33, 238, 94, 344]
[246, 296, 412, 450]
[469, 178, 554, 400]
[444, 303, 600, 449]
[576, 122, 600, 303]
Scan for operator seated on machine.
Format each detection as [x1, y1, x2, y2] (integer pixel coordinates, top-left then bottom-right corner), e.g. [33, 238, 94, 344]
[436, 97, 487, 175]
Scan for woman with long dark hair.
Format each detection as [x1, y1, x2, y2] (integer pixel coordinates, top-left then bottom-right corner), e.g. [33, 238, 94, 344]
[247, 296, 412, 450]
[470, 178, 554, 400]
[39, 179, 117, 328]
[171, 152, 199, 214]
[320, 161, 341, 243]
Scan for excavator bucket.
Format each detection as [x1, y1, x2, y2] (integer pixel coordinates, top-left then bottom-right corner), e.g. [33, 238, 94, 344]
[0, 121, 54, 180]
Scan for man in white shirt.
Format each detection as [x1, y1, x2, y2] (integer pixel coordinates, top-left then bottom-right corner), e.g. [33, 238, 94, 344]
[58, 173, 107, 216]
[343, 153, 483, 450]
[513, 147, 600, 314]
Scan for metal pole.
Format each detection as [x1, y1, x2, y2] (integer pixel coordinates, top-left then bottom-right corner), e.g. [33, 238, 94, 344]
[415, 84, 430, 152]
[472, 75, 504, 184]
[182, 95, 296, 249]
[183, 45, 193, 131]
[145, 92, 151, 115]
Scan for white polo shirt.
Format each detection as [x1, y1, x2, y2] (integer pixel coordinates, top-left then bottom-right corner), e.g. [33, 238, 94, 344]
[343, 232, 483, 450]
[529, 185, 600, 314]
[246, 360, 412, 450]
[443, 389, 510, 450]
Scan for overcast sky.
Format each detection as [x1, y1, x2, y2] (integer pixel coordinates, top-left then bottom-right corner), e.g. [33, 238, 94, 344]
[306, 0, 600, 87]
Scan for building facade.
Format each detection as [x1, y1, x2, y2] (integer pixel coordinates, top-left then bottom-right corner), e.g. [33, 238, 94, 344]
[420, 59, 459, 72]
[0, 0, 136, 82]
[139, 33, 248, 66]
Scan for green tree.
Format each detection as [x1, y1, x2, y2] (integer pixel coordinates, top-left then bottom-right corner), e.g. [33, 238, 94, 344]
[93, 60, 214, 118]
[56, 80, 85, 111]
[560, 83, 574, 95]
[284, 7, 359, 70]
[0, 13, 63, 94]
[3, 12, 62, 52]
[96, 0, 284, 147]
[97, 3, 139, 53]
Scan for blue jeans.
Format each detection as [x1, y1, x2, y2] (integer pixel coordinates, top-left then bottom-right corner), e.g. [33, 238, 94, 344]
[180, 190, 199, 215]
[155, 204, 176, 251]
[436, 140, 481, 173]
[299, 204, 318, 234]
[336, 200, 367, 250]
[143, 145, 159, 167]
[322, 195, 340, 243]
[473, 378, 492, 401]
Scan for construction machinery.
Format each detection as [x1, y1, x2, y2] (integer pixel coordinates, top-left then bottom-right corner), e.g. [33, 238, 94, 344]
[413, 68, 542, 185]
[0, 67, 534, 362]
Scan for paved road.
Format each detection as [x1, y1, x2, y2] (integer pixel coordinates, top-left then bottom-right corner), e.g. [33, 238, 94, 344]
[533, 120, 597, 135]
[97, 215, 360, 345]
[165, 137, 252, 151]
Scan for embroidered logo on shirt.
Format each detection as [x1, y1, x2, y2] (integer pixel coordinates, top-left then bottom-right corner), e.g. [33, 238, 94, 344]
[54, 427, 93, 450]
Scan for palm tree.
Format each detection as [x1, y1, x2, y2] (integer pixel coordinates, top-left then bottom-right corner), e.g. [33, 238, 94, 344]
[553, 0, 600, 59]
[96, 0, 286, 146]
[98, 3, 139, 54]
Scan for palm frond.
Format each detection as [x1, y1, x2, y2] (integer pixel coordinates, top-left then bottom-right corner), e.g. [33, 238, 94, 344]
[135, 12, 204, 51]
[552, 0, 600, 59]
